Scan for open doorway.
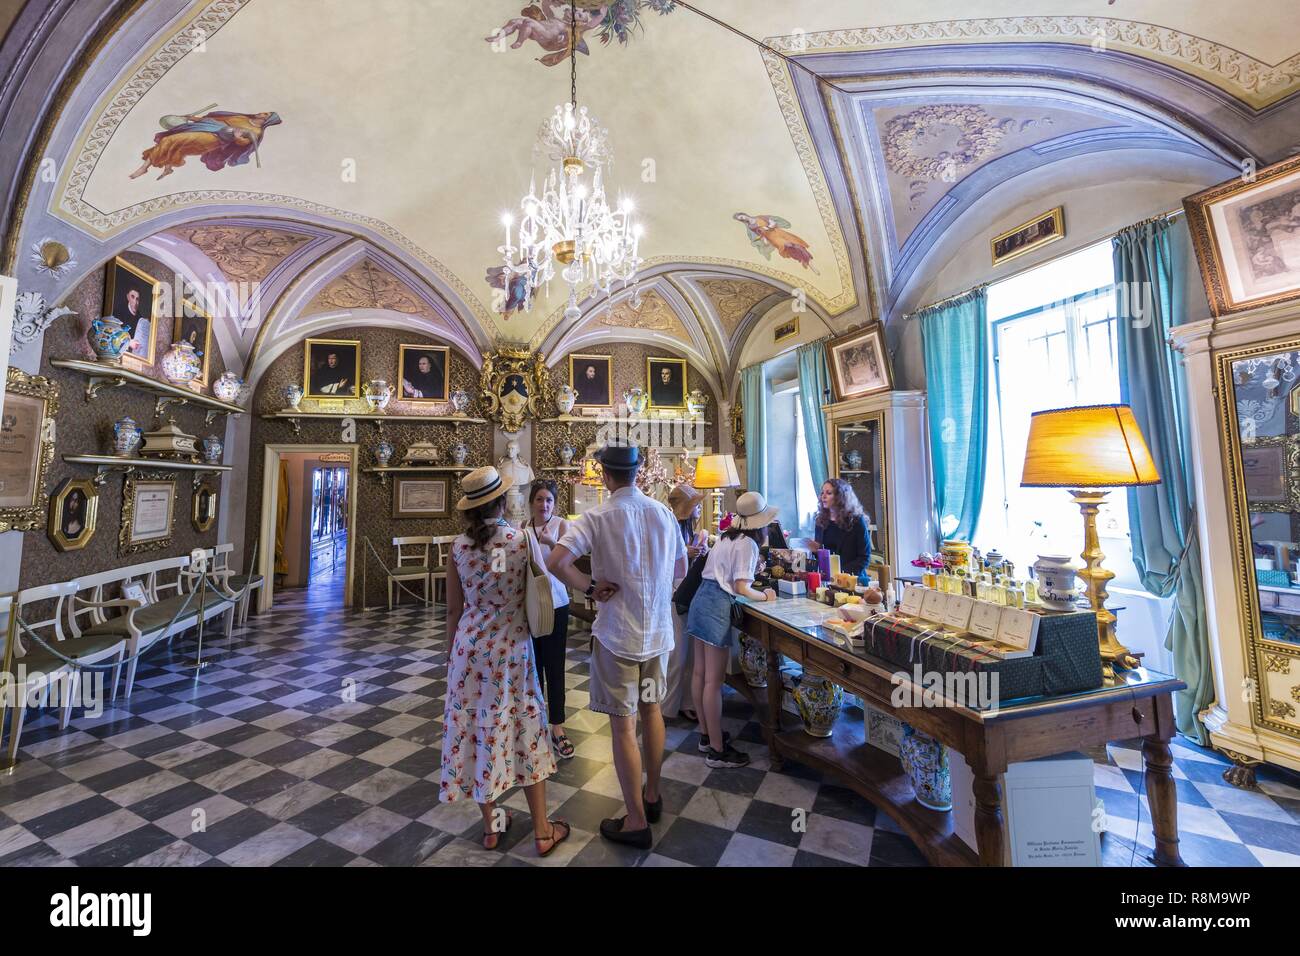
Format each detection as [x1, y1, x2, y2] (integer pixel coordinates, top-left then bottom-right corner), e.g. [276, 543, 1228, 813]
[257, 445, 358, 612]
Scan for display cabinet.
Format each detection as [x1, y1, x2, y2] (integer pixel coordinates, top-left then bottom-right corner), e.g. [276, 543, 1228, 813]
[822, 390, 935, 571]
[1172, 301, 1300, 783]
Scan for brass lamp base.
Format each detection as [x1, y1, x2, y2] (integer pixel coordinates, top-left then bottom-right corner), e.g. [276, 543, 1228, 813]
[1069, 489, 1141, 682]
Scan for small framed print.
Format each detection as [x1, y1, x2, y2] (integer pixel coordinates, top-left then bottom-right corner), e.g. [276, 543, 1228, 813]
[397, 344, 449, 402]
[827, 325, 893, 402]
[569, 353, 612, 409]
[991, 206, 1065, 267]
[121, 581, 150, 607]
[106, 256, 163, 368]
[304, 338, 361, 399]
[1242, 436, 1300, 512]
[175, 300, 214, 386]
[393, 476, 449, 518]
[774, 316, 799, 344]
[192, 479, 218, 533]
[647, 356, 687, 410]
[120, 474, 176, 555]
[47, 478, 98, 552]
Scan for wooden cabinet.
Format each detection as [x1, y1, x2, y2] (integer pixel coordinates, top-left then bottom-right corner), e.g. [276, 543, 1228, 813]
[821, 390, 935, 571]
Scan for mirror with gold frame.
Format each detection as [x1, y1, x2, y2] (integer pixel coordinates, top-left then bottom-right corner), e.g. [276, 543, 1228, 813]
[0, 368, 59, 533]
[192, 478, 218, 533]
[47, 478, 99, 552]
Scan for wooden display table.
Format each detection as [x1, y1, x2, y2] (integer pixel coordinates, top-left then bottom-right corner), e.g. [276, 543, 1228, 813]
[738, 597, 1187, 867]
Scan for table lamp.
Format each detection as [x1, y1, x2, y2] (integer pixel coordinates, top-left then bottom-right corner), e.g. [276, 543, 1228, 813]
[693, 453, 740, 533]
[1020, 404, 1160, 679]
[578, 457, 605, 506]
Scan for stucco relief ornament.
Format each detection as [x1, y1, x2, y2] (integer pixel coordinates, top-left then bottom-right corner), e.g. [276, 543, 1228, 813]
[882, 105, 1008, 182]
[10, 291, 75, 356]
[30, 239, 78, 280]
[479, 345, 549, 434]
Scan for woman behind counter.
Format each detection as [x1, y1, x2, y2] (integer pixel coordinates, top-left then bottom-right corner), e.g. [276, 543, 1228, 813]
[814, 478, 872, 574]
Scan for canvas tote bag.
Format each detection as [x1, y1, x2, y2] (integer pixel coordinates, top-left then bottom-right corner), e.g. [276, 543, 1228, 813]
[524, 527, 555, 637]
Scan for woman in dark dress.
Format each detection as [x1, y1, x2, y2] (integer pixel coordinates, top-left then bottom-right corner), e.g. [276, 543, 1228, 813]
[814, 478, 872, 574]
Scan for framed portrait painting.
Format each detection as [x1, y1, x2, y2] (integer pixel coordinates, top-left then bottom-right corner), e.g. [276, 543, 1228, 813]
[569, 353, 612, 409]
[647, 356, 687, 410]
[106, 257, 162, 368]
[304, 338, 361, 399]
[827, 325, 893, 402]
[393, 476, 449, 518]
[0, 368, 59, 533]
[175, 300, 214, 386]
[1184, 155, 1300, 316]
[120, 474, 177, 556]
[991, 206, 1065, 267]
[47, 478, 98, 552]
[397, 344, 449, 403]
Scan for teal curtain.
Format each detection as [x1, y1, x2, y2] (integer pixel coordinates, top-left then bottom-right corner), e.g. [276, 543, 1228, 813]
[919, 288, 989, 541]
[1114, 217, 1213, 744]
[796, 340, 832, 490]
[741, 363, 767, 496]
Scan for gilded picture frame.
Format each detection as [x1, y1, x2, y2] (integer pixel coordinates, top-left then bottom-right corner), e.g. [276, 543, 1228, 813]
[175, 299, 214, 387]
[1241, 435, 1300, 513]
[396, 344, 450, 403]
[120, 473, 177, 556]
[304, 338, 362, 400]
[991, 206, 1065, 267]
[106, 256, 163, 369]
[0, 368, 59, 533]
[192, 478, 218, 533]
[1184, 155, 1300, 317]
[480, 346, 547, 433]
[568, 353, 613, 409]
[47, 477, 98, 552]
[774, 316, 799, 344]
[647, 356, 688, 410]
[392, 476, 450, 518]
[826, 324, 894, 402]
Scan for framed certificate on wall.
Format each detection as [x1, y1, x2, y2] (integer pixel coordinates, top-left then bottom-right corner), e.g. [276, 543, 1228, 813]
[120, 474, 176, 555]
[393, 476, 449, 518]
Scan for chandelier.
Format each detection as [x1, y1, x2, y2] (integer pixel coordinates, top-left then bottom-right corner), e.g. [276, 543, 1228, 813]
[498, 1, 643, 323]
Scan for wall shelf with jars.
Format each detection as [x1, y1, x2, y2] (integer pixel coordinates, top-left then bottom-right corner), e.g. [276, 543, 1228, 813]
[63, 454, 231, 486]
[260, 411, 488, 438]
[362, 465, 474, 486]
[50, 358, 245, 423]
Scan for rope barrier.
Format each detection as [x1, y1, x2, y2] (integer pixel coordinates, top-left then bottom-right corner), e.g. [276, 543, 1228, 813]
[363, 536, 449, 607]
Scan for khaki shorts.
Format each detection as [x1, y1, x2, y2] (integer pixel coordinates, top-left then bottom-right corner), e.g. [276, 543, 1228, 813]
[588, 641, 668, 718]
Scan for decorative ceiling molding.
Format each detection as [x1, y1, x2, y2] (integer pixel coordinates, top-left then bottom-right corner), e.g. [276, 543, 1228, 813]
[696, 278, 779, 338]
[305, 259, 429, 317]
[169, 224, 310, 283]
[582, 290, 690, 340]
[763, 18, 1300, 108]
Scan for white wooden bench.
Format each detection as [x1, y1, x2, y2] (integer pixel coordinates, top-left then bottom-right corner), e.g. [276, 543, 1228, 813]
[214, 542, 264, 626]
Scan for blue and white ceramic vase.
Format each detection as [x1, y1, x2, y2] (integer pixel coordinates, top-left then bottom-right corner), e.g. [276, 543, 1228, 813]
[450, 389, 470, 415]
[375, 440, 394, 467]
[212, 371, 243, 404]
[792, 672, 842, 737]
[738, 634, 768, 688]
[112, 417, 143, 457]
[160, 340, 201, 387]
[201, 435, 224, 464]
[899, 723, 953, 811]
[87, 316, 132, 364]
[283, 383, 304, 411]
[450, 441, 469, 466]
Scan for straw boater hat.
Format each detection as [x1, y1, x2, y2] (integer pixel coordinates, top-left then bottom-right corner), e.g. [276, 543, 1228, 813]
[667, 483, 705, 520]
[731, 490, 779, 530]
[456, 466, 510, 511]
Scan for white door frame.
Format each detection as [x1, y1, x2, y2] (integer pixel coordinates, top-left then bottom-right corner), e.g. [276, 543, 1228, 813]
[258, 443, 359, 611]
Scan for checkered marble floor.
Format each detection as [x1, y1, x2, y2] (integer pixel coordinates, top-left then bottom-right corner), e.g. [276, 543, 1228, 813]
[2, 598, 1299, 867]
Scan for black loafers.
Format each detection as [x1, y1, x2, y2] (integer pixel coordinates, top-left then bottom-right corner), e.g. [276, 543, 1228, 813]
[600, 816, 653, 849]
[643, 789, 663, 824]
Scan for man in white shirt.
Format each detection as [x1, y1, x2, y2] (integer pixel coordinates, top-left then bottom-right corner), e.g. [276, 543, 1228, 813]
[549, 443, 687, 849]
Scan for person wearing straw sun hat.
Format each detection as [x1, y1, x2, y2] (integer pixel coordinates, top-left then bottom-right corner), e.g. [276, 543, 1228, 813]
[548, 443, 689, 849]
[686, 490, 778, 769]
[439, 466, 571, 857]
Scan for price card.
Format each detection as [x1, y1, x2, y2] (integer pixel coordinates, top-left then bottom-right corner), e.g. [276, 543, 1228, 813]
[996, 606, 1041, 654]
[920, 588, 950, 623]
[968, 601, 1002, 641]
[898, 585, 926, 617]
[942, 594, 975, 632]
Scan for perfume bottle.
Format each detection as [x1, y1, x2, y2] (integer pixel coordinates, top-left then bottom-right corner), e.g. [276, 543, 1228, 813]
[1009, 586, 1025, 609]
[1024, 568, 1039, 604]
[976, 577, 989, 602]
[922, 569, 936, 590]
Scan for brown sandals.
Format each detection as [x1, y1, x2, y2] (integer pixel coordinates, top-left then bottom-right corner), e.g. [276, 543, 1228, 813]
[535, 819, 571, 858]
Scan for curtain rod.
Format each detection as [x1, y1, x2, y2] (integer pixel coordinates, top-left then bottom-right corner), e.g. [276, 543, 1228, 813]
[902, 207, 1187, 320]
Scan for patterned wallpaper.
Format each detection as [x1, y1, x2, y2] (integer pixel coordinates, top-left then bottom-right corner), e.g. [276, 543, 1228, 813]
[245, 325, 491, 607]
[535, 343, 719, 514]
[20, 252, 229, 591]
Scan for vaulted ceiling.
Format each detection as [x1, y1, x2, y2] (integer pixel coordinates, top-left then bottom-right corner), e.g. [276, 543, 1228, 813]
[6, 0, 1299, 383]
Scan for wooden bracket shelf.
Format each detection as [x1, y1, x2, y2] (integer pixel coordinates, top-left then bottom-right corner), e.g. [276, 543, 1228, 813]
[63, 454, 231, 487]
[261, 410, 488, 438]
[51, 359, 245, 425]
[362, 464, 474, 486]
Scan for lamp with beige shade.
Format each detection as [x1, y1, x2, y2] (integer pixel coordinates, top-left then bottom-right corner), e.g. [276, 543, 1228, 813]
[1020, 404, 1161, 680]
[693, 453, 740, 534]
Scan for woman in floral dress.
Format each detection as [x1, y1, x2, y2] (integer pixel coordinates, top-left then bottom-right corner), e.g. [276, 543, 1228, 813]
[440, 466, 569, 855]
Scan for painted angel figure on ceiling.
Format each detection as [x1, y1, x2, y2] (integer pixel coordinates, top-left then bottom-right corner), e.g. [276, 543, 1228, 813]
[487, 1, 607, 66]
[733, 212, 820, 275]
[129, 107, 282, 180]
[486, 264, 531, 317]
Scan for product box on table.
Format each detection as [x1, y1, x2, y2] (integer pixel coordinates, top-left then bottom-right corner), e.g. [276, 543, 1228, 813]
[858, 609, 1103, 706]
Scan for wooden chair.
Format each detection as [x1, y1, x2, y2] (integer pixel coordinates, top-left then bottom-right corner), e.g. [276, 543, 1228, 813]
[429, 534, 458, 605]
[214, 542, 265, 625]
[389, 536, 434, 609]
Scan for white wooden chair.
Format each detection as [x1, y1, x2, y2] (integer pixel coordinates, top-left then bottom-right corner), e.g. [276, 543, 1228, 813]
[430, 534, 458, 605]
[389, 536, 434, 609]
[5, 583, 127, 762]
[214, 542, 265, 625]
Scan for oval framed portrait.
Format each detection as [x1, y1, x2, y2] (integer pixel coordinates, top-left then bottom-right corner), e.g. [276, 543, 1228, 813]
[47, 477, 99, 552]
[192, 479, 218, 533]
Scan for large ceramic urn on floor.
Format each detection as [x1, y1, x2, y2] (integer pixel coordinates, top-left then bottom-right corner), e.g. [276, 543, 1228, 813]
[792, 672, 842, 737]
[737, 634, 768, 688]
[899, 723, 953, 811]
